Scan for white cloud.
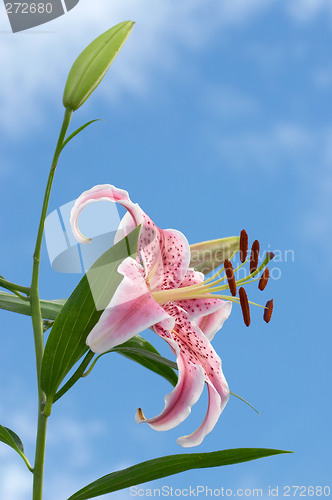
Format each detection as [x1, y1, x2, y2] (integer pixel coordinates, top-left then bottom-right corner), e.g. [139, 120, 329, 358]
[214, 123, 313, 172]
[0, 462, 32, 500]
[0, 0, 280, 136]
[47, 416, 105, 468]
[0, 0, 330, 135]
[287, 0, 332, 22]
[202, 84, 260, 119]
[312, 67, 332, 90]
[210, 122, 332, 267]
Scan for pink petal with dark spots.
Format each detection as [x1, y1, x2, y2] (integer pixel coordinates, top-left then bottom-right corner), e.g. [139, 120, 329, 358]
[86, 257, 174, 353]
[180, 268, 204, 287]
[149, 303, 230, 446]
[135, 336, 205, 431]
[146, 228, 191, 293]
[175, 296, 225, 321]
[195, 301, 232, 341]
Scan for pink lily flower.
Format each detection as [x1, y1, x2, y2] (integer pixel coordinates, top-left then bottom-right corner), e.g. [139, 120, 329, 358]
[70, 185, 269, 447]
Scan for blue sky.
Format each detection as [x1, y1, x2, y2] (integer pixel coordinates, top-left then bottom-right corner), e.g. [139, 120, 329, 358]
[0, 1, 331, 499]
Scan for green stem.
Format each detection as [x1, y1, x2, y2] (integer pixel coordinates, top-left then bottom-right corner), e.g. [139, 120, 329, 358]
[0, 275, 30, 296]
[30, 106, 73, 500]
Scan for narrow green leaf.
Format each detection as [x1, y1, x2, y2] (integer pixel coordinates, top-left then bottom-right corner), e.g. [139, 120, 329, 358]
[67, 448, 292, 500]
[53, 350, 95, 403]
[0, 425, 33, 472]
[189, 236, 240, 274]
[54, 335, 178, 403]
[61, 120, 105, 152]
[63, 21, 134, 111]
[0, 291, 65, 319]
[113, 346, 177, 370]
[41, 227, 140, 409]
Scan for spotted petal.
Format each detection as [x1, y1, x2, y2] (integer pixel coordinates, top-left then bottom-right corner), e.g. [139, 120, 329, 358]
[86, 257, 175, 353]
[195, 301, 232, 341]
[180, 268, 204, 287]
[70, 184, 190, 292]
[137, 304, 230, 446]
[135, 336, 205, 431]
[146, 228, 191, 292]
[175, 296, 225, 321]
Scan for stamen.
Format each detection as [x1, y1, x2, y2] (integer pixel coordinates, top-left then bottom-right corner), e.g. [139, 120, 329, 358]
[240, 229, 248, 263]
[239, 287, 250, 326]
[224, 259, 237, 297]
[258, 267, 269, 291]
[250, 240, 260, 274]
[263, 299, 273, 323]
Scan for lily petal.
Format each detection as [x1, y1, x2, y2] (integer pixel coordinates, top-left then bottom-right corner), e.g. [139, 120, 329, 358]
[177, 380, 228, 447]
[135, 336, 205, 431]
[86, 257, 174, 353]
[195, 301, 232, 341]
[147, 303, 230, 445]
[180, 268, 204, 287]
[175, 296, 225, 321]
[146, 228, 191, 292]
[116, 214, 191, 293]
[70, 184, 143, 244]
[71, 185, 190, 292]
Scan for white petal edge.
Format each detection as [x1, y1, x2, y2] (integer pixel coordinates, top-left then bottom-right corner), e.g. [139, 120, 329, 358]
[177, 380, 229, 447]
[195, 301, 232, 341]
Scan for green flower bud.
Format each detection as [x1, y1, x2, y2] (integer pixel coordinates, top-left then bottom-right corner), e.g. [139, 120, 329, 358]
[189, 236, 240, 275]
[63, 21, 134, 111]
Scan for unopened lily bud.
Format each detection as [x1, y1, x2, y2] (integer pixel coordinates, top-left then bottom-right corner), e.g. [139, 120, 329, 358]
[63, 21, 134, 111]
[189, 236, 240, 275]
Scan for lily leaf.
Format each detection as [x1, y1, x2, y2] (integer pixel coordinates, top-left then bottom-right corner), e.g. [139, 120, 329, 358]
[40, 226, 140, 413]
[0, 425, 33, 472]
[67, 448, 292, 500]
[189, 236, 240, 275]
[63, 21, 134, 111]
[53, 350, 95, 403]
[61, 119, 105, 152]
[54, 335, 178, 403]
[1, 289, 177, 393]
[0, 291, 65, 319]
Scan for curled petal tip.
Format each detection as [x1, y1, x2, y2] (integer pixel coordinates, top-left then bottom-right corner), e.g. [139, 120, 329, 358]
[135, 408, 146, 424]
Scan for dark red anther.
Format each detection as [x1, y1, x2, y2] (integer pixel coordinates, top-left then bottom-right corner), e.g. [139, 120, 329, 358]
[263, 299, 273, 323]
[267, 252, 275, 261]
[239, 287, 250, 327]
[224, 259, 237, 297]
[240, 229, 248, 263]
[258, 267, 269, 291]
[250, 240, 260, 274]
